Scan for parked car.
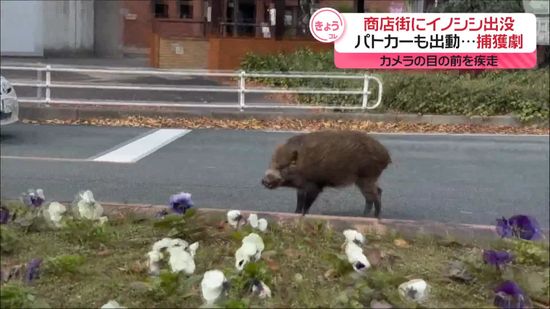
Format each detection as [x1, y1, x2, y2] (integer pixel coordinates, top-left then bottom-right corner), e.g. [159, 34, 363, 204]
[1, 75, 19, 125]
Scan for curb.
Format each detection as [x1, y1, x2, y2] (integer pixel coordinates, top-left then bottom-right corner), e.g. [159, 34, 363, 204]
[98, 203, 550, 245]
[18, 103, 538, 128]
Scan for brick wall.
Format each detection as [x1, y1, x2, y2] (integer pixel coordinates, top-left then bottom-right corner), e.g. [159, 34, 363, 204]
[207, 37, 332, 70]
[122, 0, 154, 52]
[155, 36, 209, 69]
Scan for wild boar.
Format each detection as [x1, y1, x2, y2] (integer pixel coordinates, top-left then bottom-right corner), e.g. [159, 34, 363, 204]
[261, 130, 391, 218]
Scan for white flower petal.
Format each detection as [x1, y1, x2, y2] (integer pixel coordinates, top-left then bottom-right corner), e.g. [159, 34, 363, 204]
[152, 237, 178, 252]
[147, 250, 163, 275]
[242, 233, 264, 252]
[201, 270, 227, 305]
[227, 210, 242, 228]
[343, 229, 365, 245]
[76, 190, 104, 220]
[257, 218, 268, 232]
[188, 242, 199, 258]
[167, 246, 195, 275]
[248, 214, 259, 228]
[344, 242, 370, 273]
[252, 281, 272, 299]
[398, 279, 430, 302]
[36, 188, 45, 200]
[235, 242, 256, 271]
[169, 238, 189, 249]
[101, 300, 126, 309]
[46, 202, 66, 228]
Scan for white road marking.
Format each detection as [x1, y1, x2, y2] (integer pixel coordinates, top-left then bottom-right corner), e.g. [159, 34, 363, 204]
[91, 129, 191, 163]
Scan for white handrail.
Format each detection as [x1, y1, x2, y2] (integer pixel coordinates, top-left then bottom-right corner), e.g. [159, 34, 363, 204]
[1, 65, 384, 110]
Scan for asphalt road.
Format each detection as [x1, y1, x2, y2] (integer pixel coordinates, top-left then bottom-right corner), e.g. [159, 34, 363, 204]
[1, 123, 549, 228]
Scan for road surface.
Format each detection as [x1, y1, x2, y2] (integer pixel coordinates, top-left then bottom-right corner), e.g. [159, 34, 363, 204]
[1, 123, 548, 228]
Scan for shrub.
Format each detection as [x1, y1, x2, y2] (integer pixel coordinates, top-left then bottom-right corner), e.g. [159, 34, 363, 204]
[240, 49, 549, 122]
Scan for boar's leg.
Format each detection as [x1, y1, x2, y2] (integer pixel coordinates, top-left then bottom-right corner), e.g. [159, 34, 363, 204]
[296, 183, 322, 216]
[295, 190, 306, 214]
[356, 178, 382, 218]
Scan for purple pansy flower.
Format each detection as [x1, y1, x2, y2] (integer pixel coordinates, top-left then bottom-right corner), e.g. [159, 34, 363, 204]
[25, 258, 43, 284]
[483, 250, 513, 269]
[495, 215, 543, 241]
[0, 206, 9, 224]
[493, 281, 529, 309]
[22, 189, 45, 208]
[496, 217, 513, 238]
[508, 215, 543, 241]
[169, 192, 194, 214]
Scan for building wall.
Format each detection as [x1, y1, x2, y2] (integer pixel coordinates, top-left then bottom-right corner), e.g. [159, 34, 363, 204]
[121, 0, 154, 53]
[94, 0, 124, 57]
[0, 0, 44, 56]
[42, 0, 95, 55]
[155, 36, 210, 69]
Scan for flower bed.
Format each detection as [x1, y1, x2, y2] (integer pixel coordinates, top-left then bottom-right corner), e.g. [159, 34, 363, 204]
[1, 190, 549, 309]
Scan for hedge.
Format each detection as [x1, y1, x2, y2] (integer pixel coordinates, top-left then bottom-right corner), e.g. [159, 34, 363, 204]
[240, 49, 549, 123]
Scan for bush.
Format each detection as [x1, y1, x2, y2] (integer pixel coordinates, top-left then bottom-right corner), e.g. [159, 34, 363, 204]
[240, 49, 549, 122]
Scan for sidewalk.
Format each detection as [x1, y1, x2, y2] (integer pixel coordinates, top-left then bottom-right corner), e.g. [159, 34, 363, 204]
[1, 55, 150, 69]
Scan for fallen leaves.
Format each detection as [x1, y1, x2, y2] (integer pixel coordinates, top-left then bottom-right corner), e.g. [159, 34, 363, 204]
[393, 239, 410, 248]
[25, 115, 549, 135]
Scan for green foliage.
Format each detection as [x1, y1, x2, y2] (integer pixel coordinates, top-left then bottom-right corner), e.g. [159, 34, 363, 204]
[153, 209, 210, 242]
[148, 271, 200, 302]
[61, 218, 115, 247]
[222, 298, 250, 309]
[0, 225, 18, 254]
[510, 239, 549, 266]
[0, 284, 50, 309]
[44, 254, 86, 275]
[240, 49, 549, 123]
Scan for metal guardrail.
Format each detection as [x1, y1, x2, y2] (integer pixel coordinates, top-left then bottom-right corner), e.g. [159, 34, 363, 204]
[0, 65, 383, 111]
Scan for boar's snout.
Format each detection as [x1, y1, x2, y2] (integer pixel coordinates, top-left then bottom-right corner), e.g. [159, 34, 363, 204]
[261, 169, 282, 189]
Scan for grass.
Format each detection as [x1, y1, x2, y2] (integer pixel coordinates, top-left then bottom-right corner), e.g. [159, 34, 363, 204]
[1, 201, 549, 309]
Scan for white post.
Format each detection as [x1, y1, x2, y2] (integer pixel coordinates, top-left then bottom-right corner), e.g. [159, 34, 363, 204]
[362, 74, 369, 109]
[45, 65, 51, 104]
[239, 70, 246, 111]
[36, 70, 41, 99]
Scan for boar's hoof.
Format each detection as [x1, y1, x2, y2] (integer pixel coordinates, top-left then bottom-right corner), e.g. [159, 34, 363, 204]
[363, 203, 373, 216]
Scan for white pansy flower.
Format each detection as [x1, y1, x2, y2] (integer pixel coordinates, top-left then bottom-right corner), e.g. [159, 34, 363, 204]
[235, 233, 265, 271]
[343, 229, 365, 246]
[344, 242, 371, 273]
[169, 238, 189, 249]
[100, 300, 126, 309]
[201, 270, 229, 305]
[243, 233, 264, 259]
[251, 280, 272, 299]
[75, 190, 104, 220]
[227, 210, 244, 229]
[98, 216, 109, 225]
[44, 202, 67, 228]
[167, 246, 195, 275]
[147, 250, 163, 275]
[187, 242, 199, 258]
[257, 218, 268, 232]
[247, 213, 259, 228]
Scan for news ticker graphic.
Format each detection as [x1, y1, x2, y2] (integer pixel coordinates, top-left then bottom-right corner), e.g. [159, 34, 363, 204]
[309, 10, 538, 69]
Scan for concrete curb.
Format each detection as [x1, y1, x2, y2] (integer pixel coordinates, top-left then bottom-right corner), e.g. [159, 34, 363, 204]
[18, 103, 539, 128]
[97, 202, 550, 245]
